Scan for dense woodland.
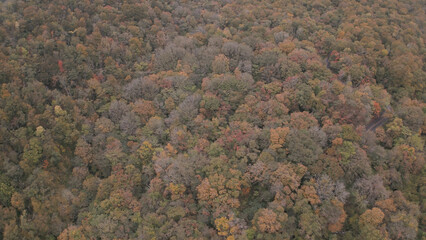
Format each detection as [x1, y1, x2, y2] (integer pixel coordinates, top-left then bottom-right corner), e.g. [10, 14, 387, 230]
[0, 0, 425, 239]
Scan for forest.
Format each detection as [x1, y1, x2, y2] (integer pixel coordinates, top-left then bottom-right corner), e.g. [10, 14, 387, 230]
[0, 0, 425, 239]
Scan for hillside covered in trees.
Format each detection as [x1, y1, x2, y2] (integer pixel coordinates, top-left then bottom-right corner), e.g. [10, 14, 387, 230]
[0, 0, 425, 239]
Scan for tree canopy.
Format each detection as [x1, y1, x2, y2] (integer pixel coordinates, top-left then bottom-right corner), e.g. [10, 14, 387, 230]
[0, 0, 424, 239]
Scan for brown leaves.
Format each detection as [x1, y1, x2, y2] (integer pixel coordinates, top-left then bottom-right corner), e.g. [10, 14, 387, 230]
[375, 198, 397, 212]
[131, 99, 156, 124]
[271, 163, 307, 192]
[290, 111, 319, 130]
[253, 209, 281, 233]
[360, 207, 385, 226]
[212, 54, 230, 74]
[197, 170, 244, 218]
[269, 127, 290, 150]
[300, 185, 321, 205]
[327, 199, 347, 233]
[197, 178, 219, 205]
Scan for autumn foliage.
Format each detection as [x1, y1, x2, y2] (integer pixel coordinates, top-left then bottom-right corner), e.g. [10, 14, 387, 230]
[0, 0, 424, 239]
